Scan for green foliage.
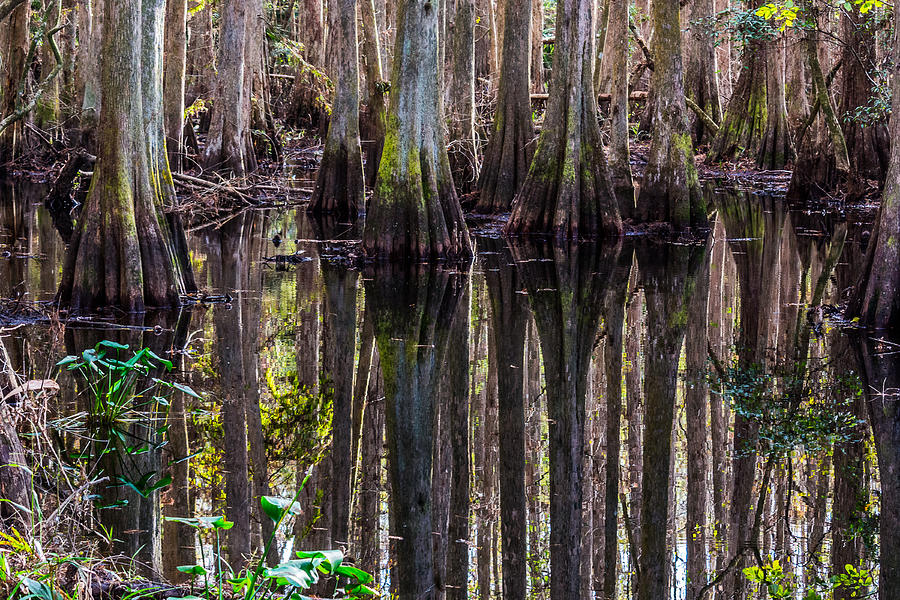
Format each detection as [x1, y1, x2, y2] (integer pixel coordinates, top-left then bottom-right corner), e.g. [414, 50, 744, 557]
[743, 560, 794, 599]
[744, 560, 874, 600]
[164, 479, 378, 600]
[716, 362, 864, 457]
[52, 341, 199, 498]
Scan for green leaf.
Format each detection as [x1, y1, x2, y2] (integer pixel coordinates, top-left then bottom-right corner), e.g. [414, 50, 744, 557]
[334, 565, 373, 585]
[97, 340, 129, 351]
[176, 565, 208, 576]
[55, 356, 78, 367]
[174, 382, 202, 399]
[261, 496, 301, 524]
[265, 559, 320, 589]
[295, 550, 343, 573]
[346, 583, 378, 596]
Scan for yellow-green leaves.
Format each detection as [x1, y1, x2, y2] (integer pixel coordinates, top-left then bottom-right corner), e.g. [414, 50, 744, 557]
[755, 1, 799, 31]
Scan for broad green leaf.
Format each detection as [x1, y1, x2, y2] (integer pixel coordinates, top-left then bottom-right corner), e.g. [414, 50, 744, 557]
[295, 550, 343, 573]
[334, 565, 373, 585]
[265, 559, 320, 589]
[176, 565, 208, 576]
[174, 382, 202, 399]
[261, 496, 301, 524]
[98, 340, 129, 351]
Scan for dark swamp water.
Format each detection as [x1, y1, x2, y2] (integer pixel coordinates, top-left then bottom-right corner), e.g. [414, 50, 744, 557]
[1, 175, 899, 600]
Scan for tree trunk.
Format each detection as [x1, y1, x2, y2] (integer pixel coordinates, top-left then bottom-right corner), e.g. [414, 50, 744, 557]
[636, 0, 706, 229]
[446, 0, 477, 193]
[683, 0, 721, 145]
[624, 280, 644, 593]
[707, 25, 793, 170]
[848, 6, 900, 331]
[0, 341, 31, 534]
[0, 0, 30, 161]
[163, 0, 186, 171]
[506, 0, 621, 239]
[787, 1, 850, 200]
[476, 0, 533, 213]
[204, 0, 251, 176]
[58, 0, 193, 312]
[838, 8, 890, 196]
[359, 0, 387, 188]
[607, 0, 633, 217]
[531, 0, 544, 93]
[36, 0, 62, 133]
[308, 0, 363, 217]
[361, 0, 471, 260]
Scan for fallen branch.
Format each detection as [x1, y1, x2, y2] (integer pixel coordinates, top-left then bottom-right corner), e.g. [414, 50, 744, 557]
[629, 19, 654, 71]
[685, 96, 720, 134]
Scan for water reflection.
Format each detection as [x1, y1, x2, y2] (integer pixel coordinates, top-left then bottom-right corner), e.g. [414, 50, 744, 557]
[365, 262, 468, 600]
[1, 182, 898, 599]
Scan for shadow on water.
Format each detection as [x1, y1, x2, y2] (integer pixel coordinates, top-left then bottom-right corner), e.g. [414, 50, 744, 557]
[1, 180, 899, 600]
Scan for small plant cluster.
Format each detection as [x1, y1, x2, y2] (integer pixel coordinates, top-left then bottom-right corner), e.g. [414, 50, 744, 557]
[52, 340, 200, 498]
[744, 560, 874, 600]
[168, 476, 377, 600]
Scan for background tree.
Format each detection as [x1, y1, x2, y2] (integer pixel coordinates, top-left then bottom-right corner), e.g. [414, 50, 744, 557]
[307, 0, 363, 217]
[505, 0, 621, 239]
[607, 0, 633, 216]
[361, 0, 471, 260]
[204, 0, 253, 176]
[707, 8, 793, 170]
[849, 6, 900, 331]
[476, 0, 533, 213]
[683, 0, 722, 145]
[636, 0, 707, 229]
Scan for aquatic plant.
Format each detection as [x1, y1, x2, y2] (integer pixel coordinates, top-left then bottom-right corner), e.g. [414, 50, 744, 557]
[52, 340, 200, 497]
[166, 475, 377, 600]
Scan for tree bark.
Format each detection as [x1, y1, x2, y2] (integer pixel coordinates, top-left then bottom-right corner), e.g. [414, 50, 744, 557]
[476, 0, 533, 213]
[505, 0, 622, 239]
[446, 0, 477, 193]
[308, 0, 363, 218]
[0, 0, 30, 161]
[203, 0, 251, 176]
[683, 0, 722, 145]
[162, 0, 186, 171]
[848, 5, 900, 331]
[636, 0, 706, 229]
[58, 0, 193, 312]
[707, 19, 793, 170]
[838, 8, 890, 196]
[361, 0, 471, 260]
[607, 0, 633, 217]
